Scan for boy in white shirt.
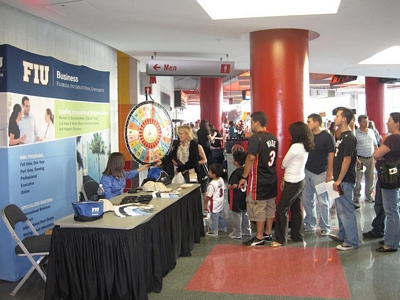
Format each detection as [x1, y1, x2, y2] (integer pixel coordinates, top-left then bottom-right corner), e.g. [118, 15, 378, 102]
[206, 164, 227, 236]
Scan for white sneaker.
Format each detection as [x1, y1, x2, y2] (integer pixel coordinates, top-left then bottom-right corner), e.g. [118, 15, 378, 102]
[329, 234, 344, 242]
[320, 229, 331, 236]
[228, 232, 242, 239]
[206, 232, 218, 237]
[336, 242, 355, 251]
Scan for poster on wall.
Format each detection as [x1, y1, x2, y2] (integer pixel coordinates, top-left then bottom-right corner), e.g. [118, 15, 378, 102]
[0, 44, 110, 281]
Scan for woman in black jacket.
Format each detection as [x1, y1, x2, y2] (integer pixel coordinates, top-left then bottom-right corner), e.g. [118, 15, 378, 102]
[164, 125, 199, 183]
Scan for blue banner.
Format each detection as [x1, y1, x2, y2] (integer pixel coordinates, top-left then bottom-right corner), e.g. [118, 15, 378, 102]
[0, 44, 109, 103]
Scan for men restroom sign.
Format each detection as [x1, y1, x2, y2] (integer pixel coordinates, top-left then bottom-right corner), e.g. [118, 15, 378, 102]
[146, 59, 234, 77]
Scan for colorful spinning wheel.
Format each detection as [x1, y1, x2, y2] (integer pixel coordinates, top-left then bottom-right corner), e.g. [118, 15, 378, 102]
[124, 101, 173, 164]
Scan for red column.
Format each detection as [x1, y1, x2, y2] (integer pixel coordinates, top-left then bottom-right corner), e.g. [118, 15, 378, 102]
[200, 77, 222, 131]
[365, 77, 386, 135]
[250, 29, 309, 179]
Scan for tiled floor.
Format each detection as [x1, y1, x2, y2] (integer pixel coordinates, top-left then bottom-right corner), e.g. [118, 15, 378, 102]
[1, 195, 399, 300]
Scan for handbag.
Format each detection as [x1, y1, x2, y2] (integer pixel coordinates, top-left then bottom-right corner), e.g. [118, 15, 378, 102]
[378, 160, 400, 189]
[199, 163, 209, 181]
[172, 172, 186, 184]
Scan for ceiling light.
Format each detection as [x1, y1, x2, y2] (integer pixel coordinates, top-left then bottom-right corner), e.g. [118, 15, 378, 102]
[359, 46, 400, 64]
[197, 0, 341, 20]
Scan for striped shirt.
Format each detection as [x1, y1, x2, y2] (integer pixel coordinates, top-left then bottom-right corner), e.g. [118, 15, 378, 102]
[355, 128, 377, 157]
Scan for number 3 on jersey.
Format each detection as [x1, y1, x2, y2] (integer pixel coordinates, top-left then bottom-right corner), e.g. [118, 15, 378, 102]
[268, 150, 276, 167]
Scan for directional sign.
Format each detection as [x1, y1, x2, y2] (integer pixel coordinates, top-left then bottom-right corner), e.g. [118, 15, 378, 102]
[146, 59, 234, 77]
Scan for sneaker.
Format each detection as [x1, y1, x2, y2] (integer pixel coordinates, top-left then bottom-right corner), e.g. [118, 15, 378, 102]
[228, 232, 242, 239]
[243, 237, 265, 247]
[353, 204, 360, 210]
[304, 227, 316, 232]
[336, 242, 355, 251]
[271, 241, 282, 247]
[242, 233, 251, 237]
[206, 232, 218, 237]
[320, 229, 331, 236]
[366, 198, 375, 203]
[263, 233, 273, 241]
[329, 234, 344, 242]
[362, 230, 383, 239]
[219, 228, 228, 233]
[353, 198, 359, 203]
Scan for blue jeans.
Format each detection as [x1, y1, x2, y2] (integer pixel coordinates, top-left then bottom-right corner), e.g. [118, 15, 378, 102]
[334, 182, 359, 248]
[303, 169, 330, 231]
[381, 187, 400, 249]
[370, 181, 386, 237]
[209, 210, 227, 234]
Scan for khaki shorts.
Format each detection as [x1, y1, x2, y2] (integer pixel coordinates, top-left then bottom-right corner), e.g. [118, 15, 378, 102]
[246, 195, 276, 221]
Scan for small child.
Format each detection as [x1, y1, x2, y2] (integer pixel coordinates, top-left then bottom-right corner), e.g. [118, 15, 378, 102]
[227, 150, 251, 239]
[206, 163, 227, 236]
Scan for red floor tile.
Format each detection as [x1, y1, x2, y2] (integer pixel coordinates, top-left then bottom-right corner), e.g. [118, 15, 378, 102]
[186, 244, 351, 299]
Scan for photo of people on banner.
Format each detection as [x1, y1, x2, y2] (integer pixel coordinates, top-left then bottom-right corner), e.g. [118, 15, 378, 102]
[5, 94, 55, 147]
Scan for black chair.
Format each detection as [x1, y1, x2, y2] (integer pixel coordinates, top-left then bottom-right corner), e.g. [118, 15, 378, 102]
[82, 180, 99, 201]
[1, 204, 51, 296]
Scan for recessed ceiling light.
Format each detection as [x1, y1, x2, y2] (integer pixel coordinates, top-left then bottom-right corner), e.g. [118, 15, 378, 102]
[359, 46, 400, 64]
[197, 0, 341, 20]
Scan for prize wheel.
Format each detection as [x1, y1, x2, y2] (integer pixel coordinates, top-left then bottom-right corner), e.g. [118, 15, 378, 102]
[124, 101, 173, 164]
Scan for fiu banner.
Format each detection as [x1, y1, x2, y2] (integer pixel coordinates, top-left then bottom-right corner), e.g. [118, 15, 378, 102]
[0, 44, 110, 281]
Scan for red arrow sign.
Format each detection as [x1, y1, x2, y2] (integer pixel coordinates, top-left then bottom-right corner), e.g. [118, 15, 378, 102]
[153, 64, 161, 71]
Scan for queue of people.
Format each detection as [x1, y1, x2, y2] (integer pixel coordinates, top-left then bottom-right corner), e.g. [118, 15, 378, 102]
[211, 109, 398, 253]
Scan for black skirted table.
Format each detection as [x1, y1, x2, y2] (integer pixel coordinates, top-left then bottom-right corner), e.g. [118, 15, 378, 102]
[44, 184, 204, 300]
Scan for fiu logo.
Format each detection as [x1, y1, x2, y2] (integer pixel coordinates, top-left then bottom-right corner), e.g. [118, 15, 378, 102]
[92, 207, 100, 213]
[22, 60, 49, 85]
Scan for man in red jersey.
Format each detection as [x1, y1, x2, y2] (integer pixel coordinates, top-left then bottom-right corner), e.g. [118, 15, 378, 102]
[239, 111, 279, 246]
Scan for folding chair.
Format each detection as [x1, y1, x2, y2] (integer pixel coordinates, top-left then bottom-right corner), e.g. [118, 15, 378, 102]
[1, 204, 51, 296]
[82, 180, 99, 201]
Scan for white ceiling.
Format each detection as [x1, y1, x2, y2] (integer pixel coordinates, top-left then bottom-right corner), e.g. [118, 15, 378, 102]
[3, 0, 400, 80]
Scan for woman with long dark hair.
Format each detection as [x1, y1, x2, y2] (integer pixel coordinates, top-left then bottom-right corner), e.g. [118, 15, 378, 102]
[271, 121, 315, 247]
[373, 112, 400, 252]
[8, 104, 26, 146]
[100, 152, 151, 199]
[197, 119, 215, 165]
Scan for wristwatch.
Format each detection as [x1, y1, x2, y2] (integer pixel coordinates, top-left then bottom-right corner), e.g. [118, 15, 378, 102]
[241, 175, 248, 180]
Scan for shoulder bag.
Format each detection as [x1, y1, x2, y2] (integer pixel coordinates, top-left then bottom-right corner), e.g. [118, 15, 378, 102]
[378, 160, 400, 189]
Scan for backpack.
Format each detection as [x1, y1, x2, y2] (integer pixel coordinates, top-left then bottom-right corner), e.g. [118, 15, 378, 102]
[144, 168, 172, 185]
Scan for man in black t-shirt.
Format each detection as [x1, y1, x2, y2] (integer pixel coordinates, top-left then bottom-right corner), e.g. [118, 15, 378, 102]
[329, 107, 359, 251]
[239, 111, 278, 246]
[303, 114, 335, 235]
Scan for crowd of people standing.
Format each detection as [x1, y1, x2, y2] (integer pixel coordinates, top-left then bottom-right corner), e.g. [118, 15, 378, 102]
[105, 108, 399, 253]
[190, 109, 399, 253]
